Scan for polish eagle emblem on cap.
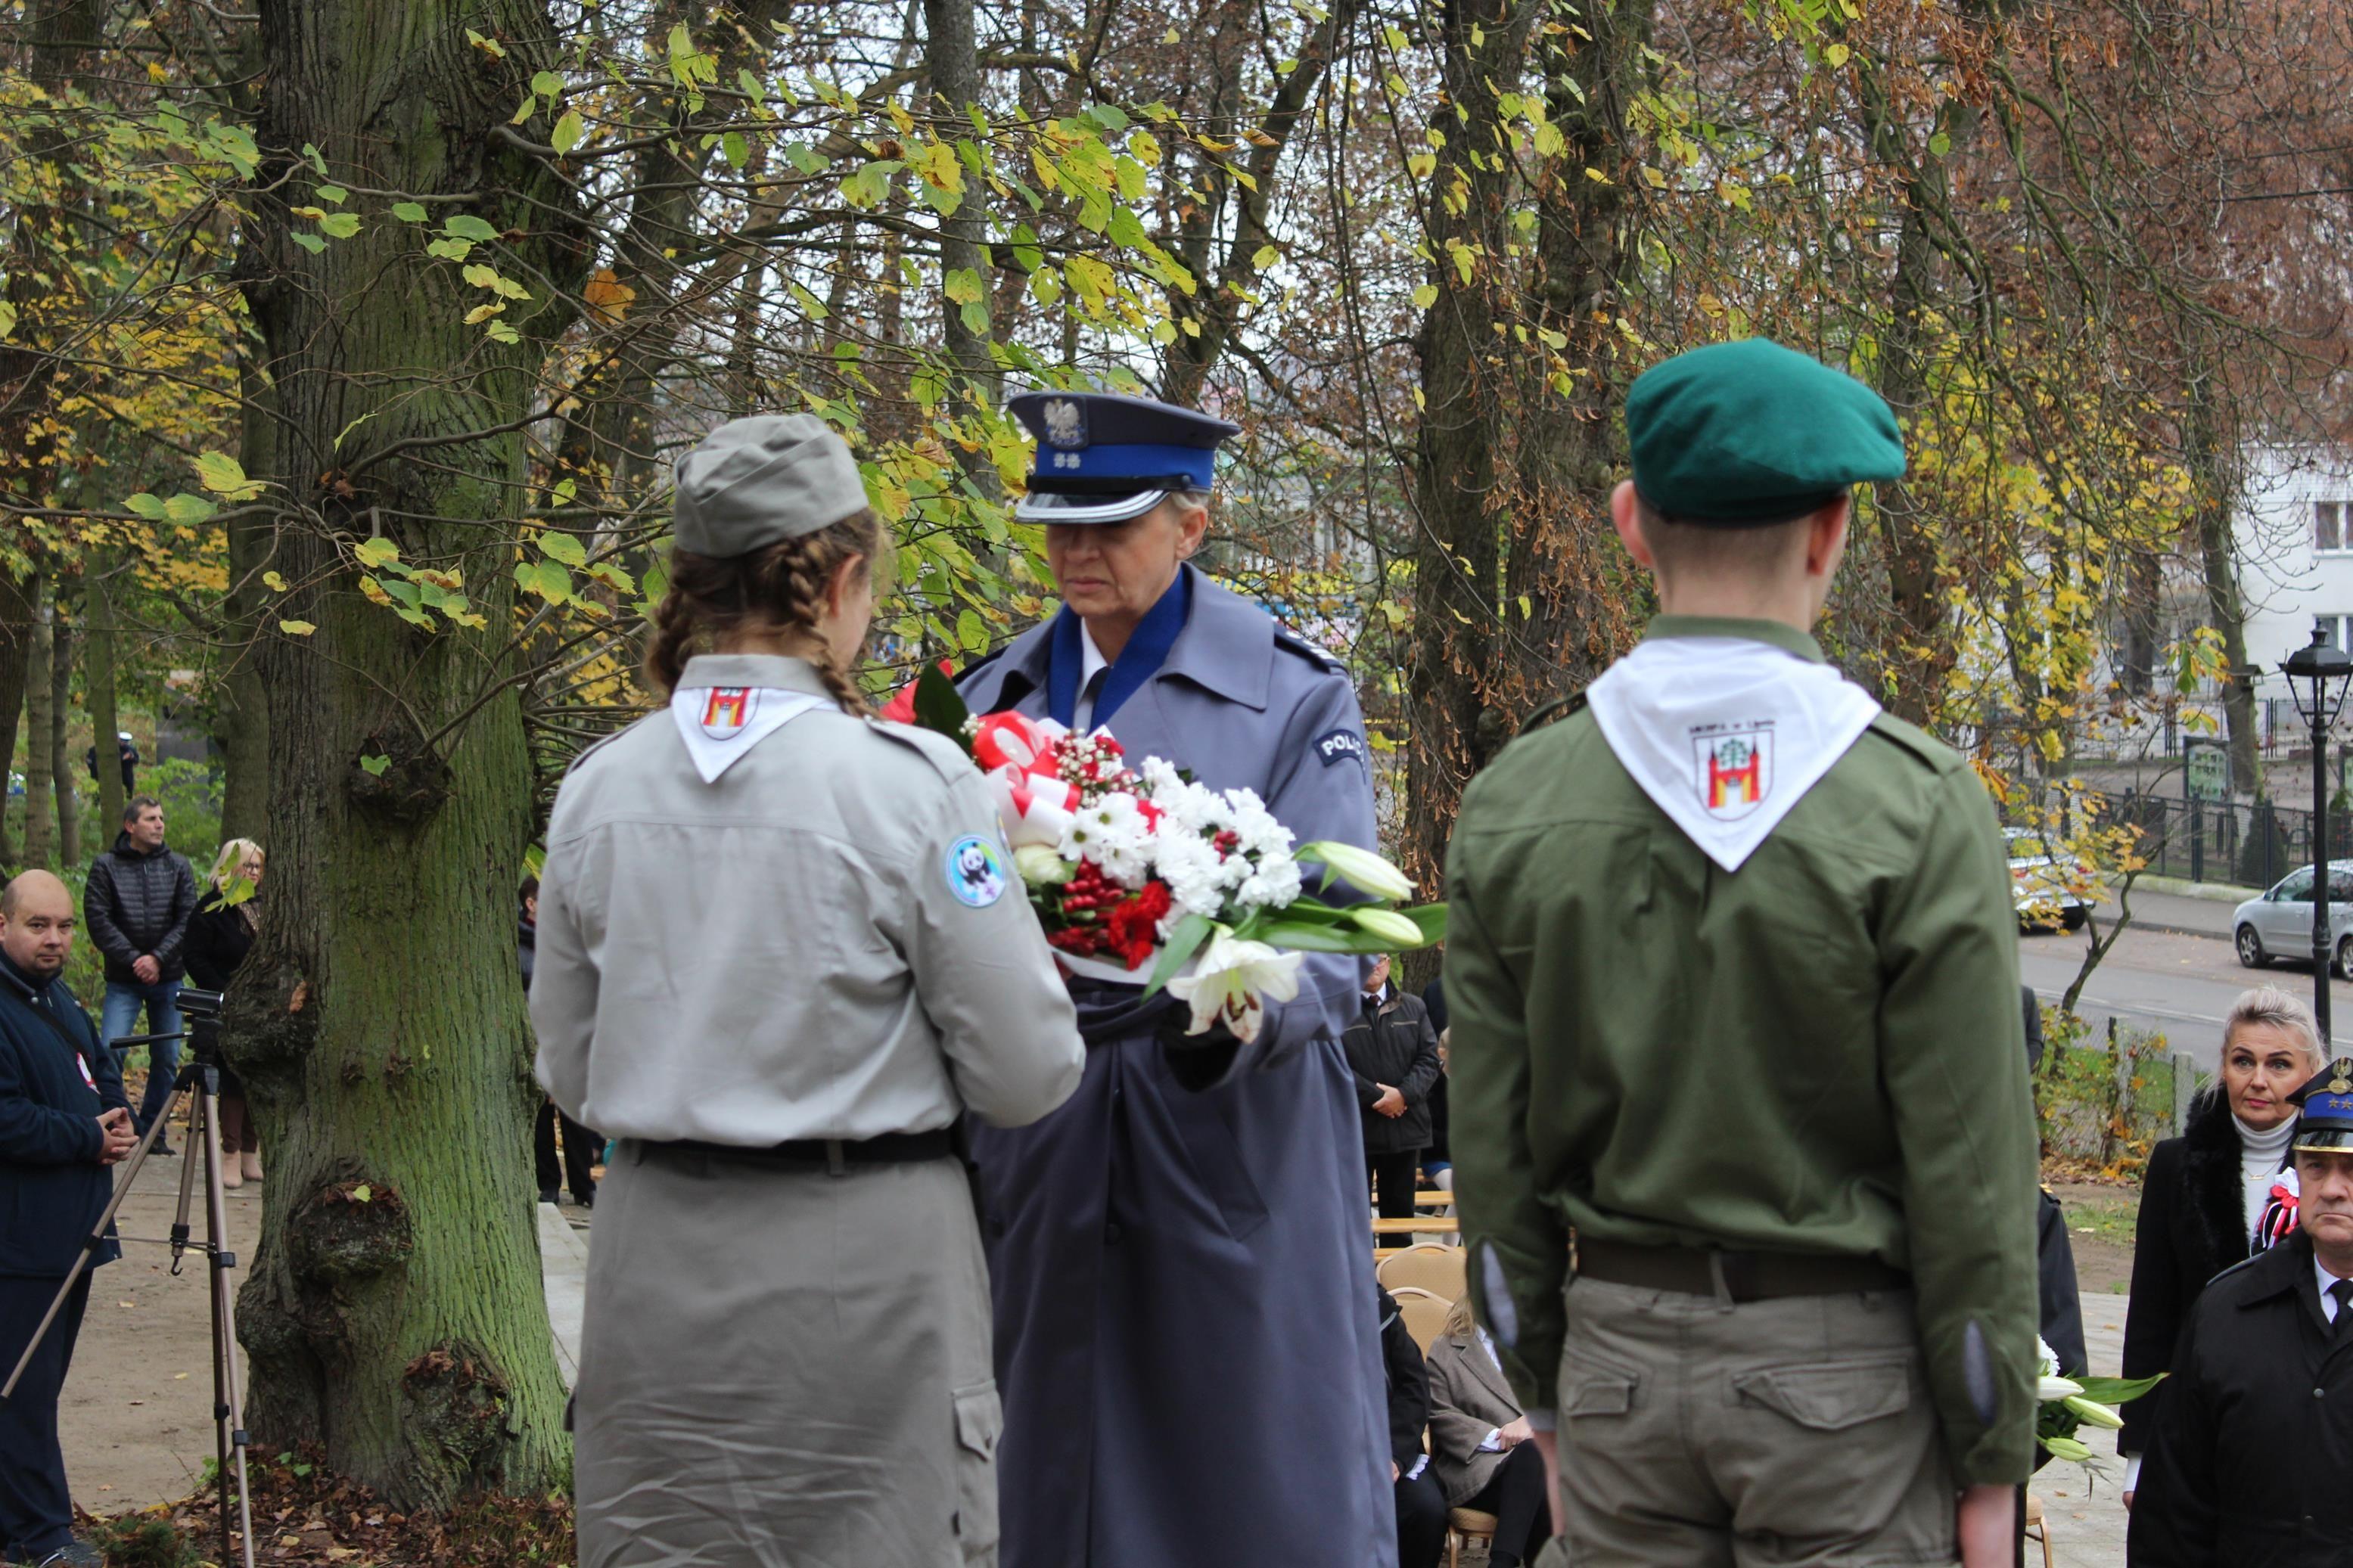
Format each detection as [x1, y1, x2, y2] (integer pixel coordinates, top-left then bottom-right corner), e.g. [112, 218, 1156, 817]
[1040, 397, 1087, 450]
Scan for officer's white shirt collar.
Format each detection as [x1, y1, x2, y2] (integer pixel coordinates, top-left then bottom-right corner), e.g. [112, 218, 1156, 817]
[2322, 1255, 2351, 1324]
[1075, 620, 1111, 730]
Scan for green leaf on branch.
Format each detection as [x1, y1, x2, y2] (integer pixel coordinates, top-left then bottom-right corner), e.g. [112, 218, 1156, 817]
[538, 531, 587, 567]
[353, 538, 400, 569]
[319, 213, 360, 238]
[390, 202, 428, 222]
[359, 754, 391, 777]
[514, 560, 570, 603]
[552, 110, 586, 154]
[124, 493, 167, 520]
[291, 232, 325, 254]
[531, 70, 564, 99]
[194, 452, 263, 500]
[425, 238, 474, 261]
[441, 214, 499, 242]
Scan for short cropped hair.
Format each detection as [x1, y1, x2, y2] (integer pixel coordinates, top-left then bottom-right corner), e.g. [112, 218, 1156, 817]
[2222, 985, 2325, 1070]
[123, 794, 161, 825]
[1634, 492, 1847, 579]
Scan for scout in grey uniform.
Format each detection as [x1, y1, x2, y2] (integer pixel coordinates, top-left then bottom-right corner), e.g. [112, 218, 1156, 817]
[955, 390, 1394, 1568]
[531, 414, 1085, 1568]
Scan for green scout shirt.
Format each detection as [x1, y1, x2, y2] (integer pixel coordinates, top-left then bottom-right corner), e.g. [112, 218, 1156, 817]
[1444, 615, 2041, 1486]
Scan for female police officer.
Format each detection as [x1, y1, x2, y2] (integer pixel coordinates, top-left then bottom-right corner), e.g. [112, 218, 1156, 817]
[955, 390, 1394, 1568]
[530, 413, 1085, 1568]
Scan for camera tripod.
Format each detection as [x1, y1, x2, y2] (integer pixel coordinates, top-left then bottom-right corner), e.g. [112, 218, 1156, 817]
[1, 1018, 256, 1568]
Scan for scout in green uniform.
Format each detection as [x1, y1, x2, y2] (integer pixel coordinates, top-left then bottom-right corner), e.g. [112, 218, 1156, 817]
[1444, 339, 2041, 1567]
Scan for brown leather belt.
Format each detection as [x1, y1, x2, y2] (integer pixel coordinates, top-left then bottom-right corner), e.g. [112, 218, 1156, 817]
[1576, 1238, 1909, 1302]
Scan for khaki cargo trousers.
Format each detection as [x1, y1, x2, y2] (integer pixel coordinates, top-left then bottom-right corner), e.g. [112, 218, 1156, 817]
[1548, 1278, 1958, 1567]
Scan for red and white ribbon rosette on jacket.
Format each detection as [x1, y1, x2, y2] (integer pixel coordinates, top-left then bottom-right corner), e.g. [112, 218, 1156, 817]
[973, 713, 1082, 848]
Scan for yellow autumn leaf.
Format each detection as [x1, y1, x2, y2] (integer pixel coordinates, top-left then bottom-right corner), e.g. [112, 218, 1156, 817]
[278, 620, 316, 636]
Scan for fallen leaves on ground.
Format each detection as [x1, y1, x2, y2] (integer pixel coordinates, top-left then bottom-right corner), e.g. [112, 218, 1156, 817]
[85, 1447, 574, 1567]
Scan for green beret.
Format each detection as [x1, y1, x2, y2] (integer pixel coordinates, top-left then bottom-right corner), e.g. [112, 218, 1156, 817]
[1625, 338, 1905, 525]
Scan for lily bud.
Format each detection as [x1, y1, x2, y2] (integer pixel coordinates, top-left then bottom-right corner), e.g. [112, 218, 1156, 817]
[2062, 1396, 2124, 1430]
[1351, 907, 1425, 945]
[1298, 841, 1413, 903]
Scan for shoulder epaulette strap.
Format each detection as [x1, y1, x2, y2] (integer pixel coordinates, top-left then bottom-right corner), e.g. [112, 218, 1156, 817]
[1861, 709, 1957, 772]
[1272, 626, 1347, 673]
[1518, 690, 1588, 737]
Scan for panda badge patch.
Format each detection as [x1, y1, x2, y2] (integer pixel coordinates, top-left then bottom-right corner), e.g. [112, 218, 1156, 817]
[946, 835, 1009, 908]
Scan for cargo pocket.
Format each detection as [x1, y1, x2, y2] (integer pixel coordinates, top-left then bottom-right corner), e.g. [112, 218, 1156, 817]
[951, 1380, 1002, 1563]
[1561, 1352, 1640, 1418]
[1730, 1358, 1912, 1431]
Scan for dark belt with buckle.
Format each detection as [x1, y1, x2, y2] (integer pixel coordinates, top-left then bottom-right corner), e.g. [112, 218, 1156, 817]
[642, 1129, 956, 1172]
[1576, 1238, 1910, 1302]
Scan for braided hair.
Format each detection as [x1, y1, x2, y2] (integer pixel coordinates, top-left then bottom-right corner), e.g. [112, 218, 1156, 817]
[643, 508, 882, 714]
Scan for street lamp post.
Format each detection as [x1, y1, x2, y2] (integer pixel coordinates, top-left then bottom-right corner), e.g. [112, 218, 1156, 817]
[2282, 629, 2353, 1043]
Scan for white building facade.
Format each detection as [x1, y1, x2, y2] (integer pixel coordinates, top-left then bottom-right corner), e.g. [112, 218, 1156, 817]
[2238, 442, 2353, 713]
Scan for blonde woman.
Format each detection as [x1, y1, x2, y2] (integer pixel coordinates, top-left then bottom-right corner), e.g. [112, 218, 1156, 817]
[185, 838, 263, 1185]
[2120, 983, 2327, 1500]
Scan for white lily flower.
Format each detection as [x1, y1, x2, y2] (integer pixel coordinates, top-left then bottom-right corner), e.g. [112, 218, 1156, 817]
[2063, 1395, 2124, 1430]
[1298, 840, 1413, 902]
[1351, 906, 1425, 945]
[2035, 1337, 2061, 1377]
[2037, 1374, 2084, 1404]
[1166, 933, 1305, 1045]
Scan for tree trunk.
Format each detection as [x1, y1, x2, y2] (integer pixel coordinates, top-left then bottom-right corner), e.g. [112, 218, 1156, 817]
[23, 573, 53, 872]
[51, 596, 75, 868]
[230, 0, 586, 1508]
[0, 568, 36, 871]
[219, 354, 276, 845]
[85, 562, 121, 835]
[1402, 0, 1541, 906]
[923, 0, 1001, 467]
[2184, 363, 2260, 793]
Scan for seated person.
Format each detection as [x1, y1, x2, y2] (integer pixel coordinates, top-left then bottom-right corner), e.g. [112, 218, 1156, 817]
[2127, 1057, 2353, 1566]
[1425, 1298, 1554, 1568]
[1379, 1284, 1446, 1568]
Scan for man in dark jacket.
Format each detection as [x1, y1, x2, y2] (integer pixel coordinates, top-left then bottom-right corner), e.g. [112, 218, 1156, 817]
[0, 870, 134, 1568]
[1378, 1284, 1444, 1568]
[82, 797, 197, 1147]
[1344, 957, 1441, 1219]
[2128, 1057, 2353, 1567]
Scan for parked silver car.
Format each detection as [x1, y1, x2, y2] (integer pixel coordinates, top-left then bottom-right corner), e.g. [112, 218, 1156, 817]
[2006, 829, 2090, 932]
[2233, 861, 2353, 976]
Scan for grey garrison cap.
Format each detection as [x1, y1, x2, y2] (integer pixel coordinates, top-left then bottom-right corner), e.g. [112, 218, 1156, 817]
[673, 414, 869, 557]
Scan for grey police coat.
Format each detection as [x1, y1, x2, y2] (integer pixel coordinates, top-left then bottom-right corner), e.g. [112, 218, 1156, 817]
[956, 566, 1395, 1568]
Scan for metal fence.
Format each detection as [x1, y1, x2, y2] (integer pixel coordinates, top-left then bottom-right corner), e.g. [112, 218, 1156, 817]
[2105, 795, 2353, 890]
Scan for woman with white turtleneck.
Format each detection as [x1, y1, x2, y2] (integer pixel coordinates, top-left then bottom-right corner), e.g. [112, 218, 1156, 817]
[2118, 985, 2323, 1506]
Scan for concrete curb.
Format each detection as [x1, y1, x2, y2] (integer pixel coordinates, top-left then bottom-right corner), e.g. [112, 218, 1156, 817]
[2129, 873, 2260, 904]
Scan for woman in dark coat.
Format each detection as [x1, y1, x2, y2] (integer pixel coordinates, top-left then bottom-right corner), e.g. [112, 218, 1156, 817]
[2120, 984, 2323, 1499]
[182, 839, 263, 1186]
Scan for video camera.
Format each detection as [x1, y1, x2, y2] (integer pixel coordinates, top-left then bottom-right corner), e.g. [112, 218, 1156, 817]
[177, 987, 225, 1023]
[111, 987, 226, 1063]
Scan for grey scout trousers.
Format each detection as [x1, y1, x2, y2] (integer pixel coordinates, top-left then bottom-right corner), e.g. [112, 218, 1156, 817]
[1553, 1278, 1958, 1567]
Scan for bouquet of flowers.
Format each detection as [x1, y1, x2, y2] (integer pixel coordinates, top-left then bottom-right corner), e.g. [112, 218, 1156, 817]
[905, 666, 1442, 1043]
[2034, 1336, 2159, 1477]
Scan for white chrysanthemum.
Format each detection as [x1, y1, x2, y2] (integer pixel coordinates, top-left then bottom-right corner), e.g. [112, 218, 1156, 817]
[1224, 790, 1292, 857]
[1235, 855, 1302, 913]
[1061, 792, 1154, 886]
[1155, 832, 1229, 921]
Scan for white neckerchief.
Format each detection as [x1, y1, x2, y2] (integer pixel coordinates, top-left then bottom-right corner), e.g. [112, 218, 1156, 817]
[1586, 634, 1879, 874]
[1075, 621, 1110, 731]
[667, 684, 828, 784]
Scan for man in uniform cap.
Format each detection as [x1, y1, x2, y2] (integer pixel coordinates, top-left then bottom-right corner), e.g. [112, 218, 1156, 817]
[954, 387, 1395, 1568]
[1445, 337, 2041, 1566]
[2130, 1056, 2353, 1565]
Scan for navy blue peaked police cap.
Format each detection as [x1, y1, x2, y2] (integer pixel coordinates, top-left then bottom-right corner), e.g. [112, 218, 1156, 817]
[1010, 388, 1242, 525]
[2293, 1057, 2353, 1154]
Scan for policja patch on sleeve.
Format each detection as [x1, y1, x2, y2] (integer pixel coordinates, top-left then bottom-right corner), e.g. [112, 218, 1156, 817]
[946, 835, 1011, 908]
[1314, 728, 1367, 772]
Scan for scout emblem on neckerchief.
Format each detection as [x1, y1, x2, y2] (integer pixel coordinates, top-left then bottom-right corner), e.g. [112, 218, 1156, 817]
[669, 685, 829, 783]
[1587, 635, 1879, 872]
